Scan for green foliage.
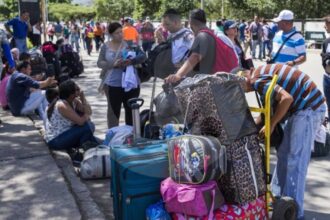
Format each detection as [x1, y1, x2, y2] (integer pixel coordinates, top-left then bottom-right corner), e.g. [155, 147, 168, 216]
[133, 0, 161, 20]
[157, 0, 196, 19]
[48, 3, 95, 21]
[0, 0, 19, 21]
[94, 0, 134, 21]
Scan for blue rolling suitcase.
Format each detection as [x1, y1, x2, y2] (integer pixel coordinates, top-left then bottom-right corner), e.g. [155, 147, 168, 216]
[110, 98, 169, 220]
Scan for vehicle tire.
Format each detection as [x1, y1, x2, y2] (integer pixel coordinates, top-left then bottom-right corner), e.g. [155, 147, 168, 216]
[272, 196, 297, 220]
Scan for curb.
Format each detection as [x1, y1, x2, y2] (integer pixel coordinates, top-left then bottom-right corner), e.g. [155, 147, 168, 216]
[28, 115, 106, 220]
[52, 151, 106, 220]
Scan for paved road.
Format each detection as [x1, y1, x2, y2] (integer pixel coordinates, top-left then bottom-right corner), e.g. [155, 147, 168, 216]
[75, 49, 330, 219]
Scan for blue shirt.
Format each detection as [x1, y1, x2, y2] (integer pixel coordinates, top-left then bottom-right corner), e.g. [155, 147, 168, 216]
[271, 27, 306, 64]
[6, 72, 40, 116]
[239, 23, 246, 41]
[6, 17, 28, 39]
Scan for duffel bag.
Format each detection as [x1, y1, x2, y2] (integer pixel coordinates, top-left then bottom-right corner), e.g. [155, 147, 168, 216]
[218, 134, 266, 204]
[168, 135, 226, 184]
[174, 73, 257, 145]
[80, 145, 111, 179]
[161, 177, 224, 219]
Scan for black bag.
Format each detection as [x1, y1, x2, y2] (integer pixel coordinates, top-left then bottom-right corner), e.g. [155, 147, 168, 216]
[136, 62, 152, 83]
[255, 92, 284, 149]
[252, 31, 258, 41]
[30, 50, 47, 76]
[144, 30, 190, 79]
[60, 52, 84, 77]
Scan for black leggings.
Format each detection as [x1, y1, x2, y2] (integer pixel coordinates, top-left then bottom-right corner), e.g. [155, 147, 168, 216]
[107, 86, 140, 126]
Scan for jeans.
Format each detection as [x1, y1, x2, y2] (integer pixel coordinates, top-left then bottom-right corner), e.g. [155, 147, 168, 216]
[85, 37, 92, 55]
[262, 40, 272, 58]
[47, 122, 98, 150]
[71, 40, 80, 53]
[323, 74, 330, 117]
[15, 38, 27, 54]
[271, 104, 326, 218]
[251, 40, 263, 59]
[94, 36, 103, 52]
[21, 90, 48, 124]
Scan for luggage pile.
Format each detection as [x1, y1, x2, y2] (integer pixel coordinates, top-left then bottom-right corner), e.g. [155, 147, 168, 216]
[104, 73, 267, 220]
[28, 41, 84, 83]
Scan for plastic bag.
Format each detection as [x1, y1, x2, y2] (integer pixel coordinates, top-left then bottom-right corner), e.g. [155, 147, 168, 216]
[146, 200, 171, 220]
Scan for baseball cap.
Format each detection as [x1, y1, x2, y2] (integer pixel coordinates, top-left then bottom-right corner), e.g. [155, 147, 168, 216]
[223, 20, 238, 31]
[273, 10, 294, 22]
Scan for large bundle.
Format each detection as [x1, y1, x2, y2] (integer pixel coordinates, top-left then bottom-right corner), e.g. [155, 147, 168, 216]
[174, 73, 257, 145]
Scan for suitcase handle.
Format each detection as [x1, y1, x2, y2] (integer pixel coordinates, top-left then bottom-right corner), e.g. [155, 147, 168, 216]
[127, 98, 144, 110]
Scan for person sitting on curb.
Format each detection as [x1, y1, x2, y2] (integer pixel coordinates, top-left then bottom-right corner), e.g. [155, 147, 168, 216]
[44, 80, 99, 152]
[241, 63, 326, 220]
[6, 61, 57, 121]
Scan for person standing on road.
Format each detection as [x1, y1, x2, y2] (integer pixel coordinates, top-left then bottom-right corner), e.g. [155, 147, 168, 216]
[54, 21, 63, 40]
[5, 10, 32, 54]
[161, 9, 194, 68]
[97, 22, 146, 128]
[165, 9, 238, 83]
[249, 15, 263, 60]
[242, 64, 326, 220]
[270, 10, 306, 66]
[84, 22, 94, 55]
[122, 18, 139, 45]
[93, 22, 104, 52]
[140, 21, 155, 54]
[321, 15, 330, 118]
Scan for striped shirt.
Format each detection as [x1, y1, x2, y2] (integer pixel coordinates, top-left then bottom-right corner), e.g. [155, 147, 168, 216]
[271, 27, 306, 64]
[251, 64, 325, 113]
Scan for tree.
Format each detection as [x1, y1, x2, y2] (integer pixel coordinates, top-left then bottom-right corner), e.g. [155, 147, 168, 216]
[157, 0, 195, 19]
[94, 0, 134, 21]
[48, 3, 95, 21]
[133, 0, 161, 20]
[0, 0, 19, 20]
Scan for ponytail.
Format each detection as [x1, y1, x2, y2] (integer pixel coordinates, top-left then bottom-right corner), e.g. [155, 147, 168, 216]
[47, 97, 59, 120]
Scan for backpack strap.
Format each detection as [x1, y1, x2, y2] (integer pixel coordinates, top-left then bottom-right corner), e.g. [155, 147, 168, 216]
[270, 31, 297, 63]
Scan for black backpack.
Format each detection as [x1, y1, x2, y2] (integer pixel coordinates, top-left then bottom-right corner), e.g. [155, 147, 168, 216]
[144, 30, 191, 79]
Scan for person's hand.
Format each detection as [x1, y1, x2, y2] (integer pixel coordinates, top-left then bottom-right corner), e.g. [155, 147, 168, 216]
[286, 61, 295, 66]
[165, 74, 181, 84]
[8, 67, 15, 73]
[122, 59, 132, 67]
[259, 124, 276, 139]
[113, 59, 123, 68]
[46, 77, 57, 86]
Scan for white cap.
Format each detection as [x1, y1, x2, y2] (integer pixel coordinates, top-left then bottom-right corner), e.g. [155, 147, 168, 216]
[273, 10, 294, 22]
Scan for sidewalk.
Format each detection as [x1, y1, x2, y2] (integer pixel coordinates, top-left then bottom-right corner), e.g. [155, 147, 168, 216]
[0, 110, 104, 220]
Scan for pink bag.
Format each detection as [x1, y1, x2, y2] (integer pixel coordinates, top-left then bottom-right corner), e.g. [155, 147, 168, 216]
[161, 177, 224, 219]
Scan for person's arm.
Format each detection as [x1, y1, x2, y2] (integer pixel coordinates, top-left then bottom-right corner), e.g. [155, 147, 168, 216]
[73, 91, 92, 116]
[38, 77, 57, 89]
[2, 43, 15, 68]
[57, 101, 89, 126]
[4, 20, 13, 36]
[165, 52, 202, 83]
[287, 36, 307, 66]
[259, 86, 293, 136]
[97, 43, 114, 69]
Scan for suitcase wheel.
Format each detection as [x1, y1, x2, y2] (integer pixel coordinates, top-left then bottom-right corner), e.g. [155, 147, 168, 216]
[272, 196, 297, 220]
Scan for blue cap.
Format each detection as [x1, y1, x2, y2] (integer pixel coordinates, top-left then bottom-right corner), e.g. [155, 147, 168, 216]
[223, 20, 238, 31]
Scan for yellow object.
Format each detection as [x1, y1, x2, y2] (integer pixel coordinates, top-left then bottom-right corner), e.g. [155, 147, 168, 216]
[249, 75, 278, 218]
[27, 38, 33, 49]
[87, 32, 94, 38]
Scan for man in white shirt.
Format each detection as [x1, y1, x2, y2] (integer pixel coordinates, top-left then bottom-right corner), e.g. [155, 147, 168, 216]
[162, 9, 194, 67]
